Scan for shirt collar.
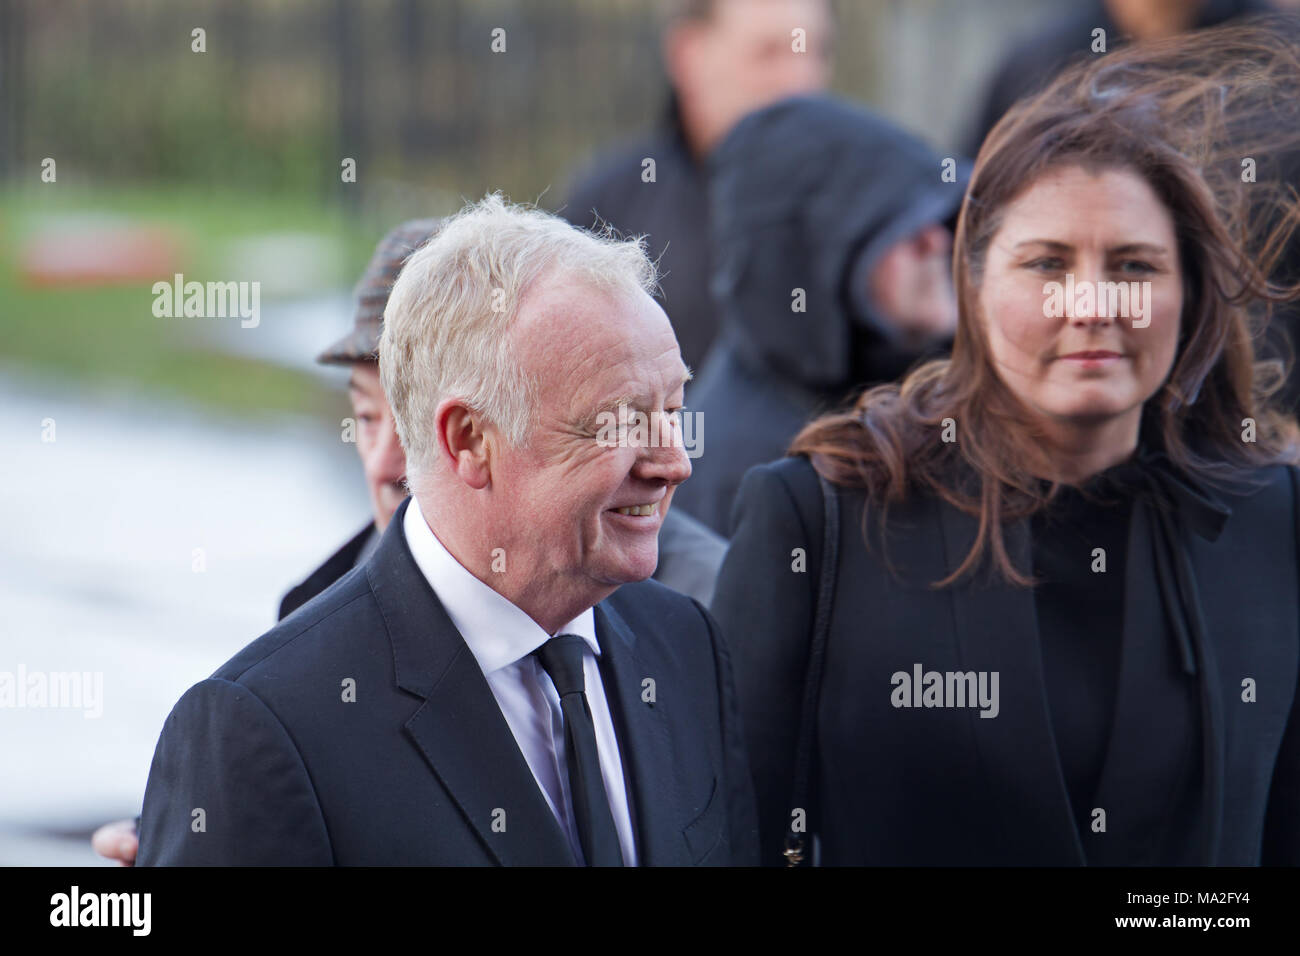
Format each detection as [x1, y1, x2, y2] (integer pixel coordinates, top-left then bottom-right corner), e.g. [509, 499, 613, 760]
[402, 495, 599, 675]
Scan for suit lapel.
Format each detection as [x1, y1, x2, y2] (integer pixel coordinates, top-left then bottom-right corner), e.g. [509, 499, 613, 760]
[367, 498, 575, 866]
[594, 600, 690, 866]
[937, 501, 1085, 864]
[403, 651, 576, 866]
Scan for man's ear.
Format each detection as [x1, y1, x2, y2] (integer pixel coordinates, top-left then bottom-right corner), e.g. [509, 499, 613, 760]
[435, 398, 492, 490]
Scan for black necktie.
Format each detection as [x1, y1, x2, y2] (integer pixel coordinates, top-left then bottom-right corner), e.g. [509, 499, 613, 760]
[534, 634, 625, 866]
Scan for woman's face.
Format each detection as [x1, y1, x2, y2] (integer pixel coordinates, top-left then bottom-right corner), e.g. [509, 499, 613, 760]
[976, 164, 1183, 435]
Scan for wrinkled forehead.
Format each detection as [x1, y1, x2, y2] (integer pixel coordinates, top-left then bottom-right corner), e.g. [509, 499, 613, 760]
[514, 278, 688, 410]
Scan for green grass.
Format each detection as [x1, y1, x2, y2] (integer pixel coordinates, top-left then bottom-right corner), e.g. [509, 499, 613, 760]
[0, 184, 378, 418]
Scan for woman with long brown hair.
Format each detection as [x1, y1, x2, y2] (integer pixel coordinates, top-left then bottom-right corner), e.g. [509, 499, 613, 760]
[711, 20, 1300, 865]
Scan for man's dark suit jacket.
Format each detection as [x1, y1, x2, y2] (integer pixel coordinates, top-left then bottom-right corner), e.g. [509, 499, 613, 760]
[713, 455, 1300, 866]
[137, 498, 758, 865]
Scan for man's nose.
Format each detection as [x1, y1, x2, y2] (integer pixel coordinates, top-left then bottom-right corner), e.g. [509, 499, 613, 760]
[634, 415, 692, 486]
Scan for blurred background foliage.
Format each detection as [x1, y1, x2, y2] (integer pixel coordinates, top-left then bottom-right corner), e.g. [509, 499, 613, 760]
[0, 0, 1048, 417]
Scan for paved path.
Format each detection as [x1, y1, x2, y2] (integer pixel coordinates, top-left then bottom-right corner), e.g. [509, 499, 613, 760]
[0, 367, 365, 864]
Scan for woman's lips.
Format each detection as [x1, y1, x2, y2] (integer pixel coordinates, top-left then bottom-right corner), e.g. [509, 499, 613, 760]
[1059, 350, 1124, 368]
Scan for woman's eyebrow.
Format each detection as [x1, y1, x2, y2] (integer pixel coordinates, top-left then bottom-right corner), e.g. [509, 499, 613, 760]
[1010, 239, 1071, 253]
[1010, 238, 1171, 255]
[1108, 242, 1171, 256]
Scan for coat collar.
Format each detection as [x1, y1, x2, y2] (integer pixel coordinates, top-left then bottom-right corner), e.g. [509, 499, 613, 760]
[278, 520, 376, 621]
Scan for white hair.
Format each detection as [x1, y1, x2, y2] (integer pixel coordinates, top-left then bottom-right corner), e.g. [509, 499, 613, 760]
[379, 193, 659, 490]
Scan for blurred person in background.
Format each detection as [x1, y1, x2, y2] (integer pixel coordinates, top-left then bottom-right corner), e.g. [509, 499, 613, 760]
[93, 215, 727, 866]
[715, 25, 1300, 866]
[673, 94, 966, 535]
[559, 0, 832, 375]
[964, 0, 1275, 152]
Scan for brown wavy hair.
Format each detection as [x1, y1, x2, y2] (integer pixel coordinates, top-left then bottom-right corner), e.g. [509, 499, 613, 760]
[790, 18, 1300, 586]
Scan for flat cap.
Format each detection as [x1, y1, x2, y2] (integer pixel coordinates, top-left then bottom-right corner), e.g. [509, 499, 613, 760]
[317, 217, 444, 365]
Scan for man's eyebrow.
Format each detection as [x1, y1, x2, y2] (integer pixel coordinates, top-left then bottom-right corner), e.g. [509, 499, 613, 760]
[593, 394, 637, 413]
[592, 382, 690, 414]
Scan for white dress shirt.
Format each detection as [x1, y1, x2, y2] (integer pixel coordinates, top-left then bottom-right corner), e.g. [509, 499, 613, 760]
[403, 496, 638, 865]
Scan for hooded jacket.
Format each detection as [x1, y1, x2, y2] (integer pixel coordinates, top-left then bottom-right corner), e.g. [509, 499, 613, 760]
[675, 94, 969, 536]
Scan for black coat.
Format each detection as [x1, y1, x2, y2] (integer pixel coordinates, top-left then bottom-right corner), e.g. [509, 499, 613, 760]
[711, 455, 1300, 866]
[962, 0, 1276, 156]
[559, 97, 717, 373]
[137, 498, 758, 865]
[277, 523, 375, 620]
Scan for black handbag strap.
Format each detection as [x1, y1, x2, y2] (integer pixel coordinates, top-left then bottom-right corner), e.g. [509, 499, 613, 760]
[783, 472, 840, 866]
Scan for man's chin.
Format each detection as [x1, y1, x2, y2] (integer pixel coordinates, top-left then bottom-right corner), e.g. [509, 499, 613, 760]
[595, 552, 659, 588]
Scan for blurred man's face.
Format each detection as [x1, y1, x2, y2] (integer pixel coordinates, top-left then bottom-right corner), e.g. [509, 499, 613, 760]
[1105, 0, 1201, 40]
[348, 364, 408, 531]
[668, 0, 831, 153]
[489, 273, 692, 600]
[867, 223, 958, 345]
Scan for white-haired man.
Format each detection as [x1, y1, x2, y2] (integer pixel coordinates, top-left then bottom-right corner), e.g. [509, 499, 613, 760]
[136, 195, 758, 866]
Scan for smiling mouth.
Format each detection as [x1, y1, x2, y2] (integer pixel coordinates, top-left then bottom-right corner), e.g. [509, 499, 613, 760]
[612, 502, 660, 517]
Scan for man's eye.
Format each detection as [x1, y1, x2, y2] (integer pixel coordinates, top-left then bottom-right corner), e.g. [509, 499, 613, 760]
[1025, 257, 1065, 272]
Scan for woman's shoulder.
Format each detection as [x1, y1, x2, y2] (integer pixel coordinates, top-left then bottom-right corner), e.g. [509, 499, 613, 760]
[731, 456, 827, 534]
[1212, 461, 1300, 526]
[734, 454, 940, 531]
[1210, 461, 1299, 504]
[745, 454, 821, 494]
[735, 454, 869, 515]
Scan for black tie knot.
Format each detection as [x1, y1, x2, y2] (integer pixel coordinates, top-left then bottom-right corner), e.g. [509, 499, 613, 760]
[535, 634, 588, 698]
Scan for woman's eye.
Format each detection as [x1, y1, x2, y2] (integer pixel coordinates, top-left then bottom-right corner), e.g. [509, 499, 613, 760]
[1024, 257, 1065, 272]
[1117, 259, 1156, 275]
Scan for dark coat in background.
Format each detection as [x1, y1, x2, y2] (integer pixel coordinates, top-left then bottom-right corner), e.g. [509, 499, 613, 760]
[278, 522, 376, 620]
[674, 95, 968, 535]
[712, 455, 1300, 866]
[138, 498, 758, 865]
[962, 0, 1276, 156]
[559, 97, 718, 374]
